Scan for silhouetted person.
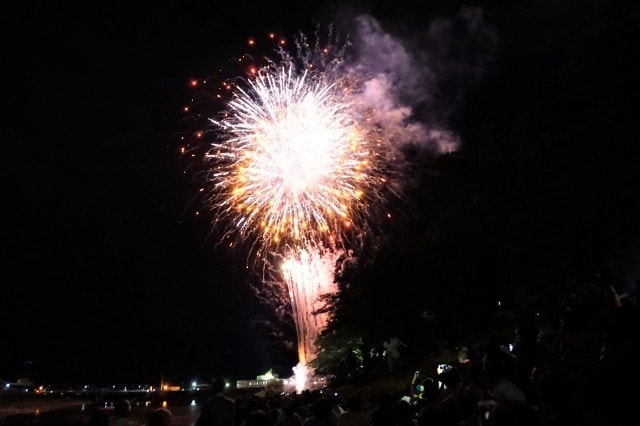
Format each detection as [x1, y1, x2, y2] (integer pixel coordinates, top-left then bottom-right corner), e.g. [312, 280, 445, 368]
[147, 408, 171, 426]
[87, 408, 109, 426]
[513, 319, 553, 399]
[483, 338, 526, 404]
[383, 338, 404, 375]
[487, 400, 542, 426]
[278, 396, 303, 426]
[110, 399, 139, 426]
[370, 392, 395, 426]
[534, 368, 602, 426]
[196, 377, 236, 426]
[434, 366, 462, 423]
[303, 397, 336, 426]
[337, 393, 370, 426]
[243, 409, 274, 426]
[393, 400, 415, 426]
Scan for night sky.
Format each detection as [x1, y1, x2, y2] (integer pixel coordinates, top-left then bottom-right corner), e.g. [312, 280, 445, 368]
[2, 1, 639, 386]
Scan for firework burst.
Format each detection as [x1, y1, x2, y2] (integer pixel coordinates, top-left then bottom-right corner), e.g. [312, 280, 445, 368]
[198, 28, 402, 262]
[210, 66, 366, 246]
[184, 24, 413, 390]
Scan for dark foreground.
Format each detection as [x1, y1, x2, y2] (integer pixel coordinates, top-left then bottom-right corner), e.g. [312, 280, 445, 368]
[0, 395, 200, 426]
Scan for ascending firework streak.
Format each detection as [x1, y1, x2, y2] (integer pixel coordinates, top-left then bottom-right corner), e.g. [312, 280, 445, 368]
[281, 248, 339, 366]
[199, 27, 403, 391]
[280, 246, 341, 391]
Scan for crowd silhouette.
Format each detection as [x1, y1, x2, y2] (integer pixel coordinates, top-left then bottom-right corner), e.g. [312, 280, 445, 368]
[2, 275, 637, 426]
[187, 276, 638, 426]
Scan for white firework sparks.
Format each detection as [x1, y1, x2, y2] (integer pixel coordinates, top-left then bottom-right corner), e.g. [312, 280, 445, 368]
[208, 64, 373, 252]
[190, 25, 418, 390]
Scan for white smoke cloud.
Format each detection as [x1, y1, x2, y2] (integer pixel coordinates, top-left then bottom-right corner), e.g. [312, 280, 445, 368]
[346, 15, 456, 154]
[344, 8, 499, 155]
[353, 15, 430, 100]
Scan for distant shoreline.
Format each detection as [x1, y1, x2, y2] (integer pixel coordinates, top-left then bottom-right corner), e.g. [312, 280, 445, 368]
[0, 392, 201, 426]
[0, 395, 86, 418]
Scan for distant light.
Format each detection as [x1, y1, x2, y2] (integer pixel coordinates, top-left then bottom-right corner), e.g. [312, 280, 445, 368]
[162, 401, 168, 408]
[191, 381, 197, 388]
[191, 400, 197, 406]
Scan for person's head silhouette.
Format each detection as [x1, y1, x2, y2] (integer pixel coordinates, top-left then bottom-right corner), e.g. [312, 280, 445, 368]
[212, 377, 227, 394]
[114, 399, 132, 418]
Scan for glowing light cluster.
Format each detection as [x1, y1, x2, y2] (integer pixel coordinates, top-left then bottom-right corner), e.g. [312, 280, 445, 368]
[280, 247, 341, 366]
[202, 29, 397, 261]
[209, 66, 370, 249]
[191, 27, 407, 391]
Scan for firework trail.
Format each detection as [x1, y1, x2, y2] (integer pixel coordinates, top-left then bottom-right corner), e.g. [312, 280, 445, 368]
[207, 28, 391, 389]
[281, 248, 339, 366]
[185, 17, 461, 391]
[280, 245, 341, 391]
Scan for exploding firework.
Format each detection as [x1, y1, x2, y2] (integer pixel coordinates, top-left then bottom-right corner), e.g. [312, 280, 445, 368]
[185, 22, 430, 390]
[201, 30, 401, 262]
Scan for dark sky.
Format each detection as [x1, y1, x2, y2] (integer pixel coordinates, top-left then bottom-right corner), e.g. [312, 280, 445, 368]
[2, 1, 639, 386]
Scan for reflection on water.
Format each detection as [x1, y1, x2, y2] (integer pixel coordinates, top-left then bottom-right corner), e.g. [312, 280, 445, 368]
[0, 399, 202, 426]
